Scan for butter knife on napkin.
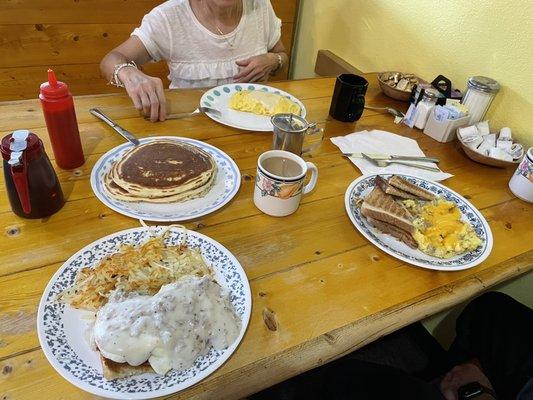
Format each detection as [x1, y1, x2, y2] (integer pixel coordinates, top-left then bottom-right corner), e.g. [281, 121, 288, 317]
[342, 153, 439, 163]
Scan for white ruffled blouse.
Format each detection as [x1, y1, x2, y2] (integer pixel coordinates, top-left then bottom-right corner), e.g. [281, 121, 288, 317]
[132, 0, 282, 89]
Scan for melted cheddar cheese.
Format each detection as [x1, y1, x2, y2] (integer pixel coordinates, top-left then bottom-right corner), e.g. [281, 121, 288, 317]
[228, 90, 301, 116]
[408, 199, 482, 258]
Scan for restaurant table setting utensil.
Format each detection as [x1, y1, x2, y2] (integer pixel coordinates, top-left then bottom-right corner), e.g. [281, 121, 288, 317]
[361, 153, 441, 172]
[91, 136, 240, 221]
[152, 106, 222, 121]
[90, 107, 140, 146]
[329, 74, 368, 122]
[37, 225, 251, 399]
[342, 153, 439, 163]
[1, 129, 64, 218]
[364, 105, 405, 123]
[254, 150, 318, 216]
[509, 147, 533, 203]
[200, 83, 306, 131]
[271, 113, 323, 155]
[345, 174, 493, 271]
[331, 130, 452, 181]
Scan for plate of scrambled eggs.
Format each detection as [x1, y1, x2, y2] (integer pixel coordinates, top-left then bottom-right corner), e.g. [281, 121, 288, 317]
[345, 174, 493, 271]
[200, 83, 306, 131]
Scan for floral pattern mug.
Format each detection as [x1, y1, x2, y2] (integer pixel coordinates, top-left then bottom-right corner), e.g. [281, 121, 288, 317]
[254, 150, 318, 216]
[509, 147, 533, 202]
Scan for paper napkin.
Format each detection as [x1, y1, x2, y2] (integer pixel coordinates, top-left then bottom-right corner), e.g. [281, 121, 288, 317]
[331, 130, 453, 181]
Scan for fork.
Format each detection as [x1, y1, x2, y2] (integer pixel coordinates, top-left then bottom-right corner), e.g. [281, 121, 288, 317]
[145, 106, 222, 120]
[362, 153, 441, 172]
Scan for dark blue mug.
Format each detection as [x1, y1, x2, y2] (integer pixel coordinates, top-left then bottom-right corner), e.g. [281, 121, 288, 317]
[329, 74, 368, 122]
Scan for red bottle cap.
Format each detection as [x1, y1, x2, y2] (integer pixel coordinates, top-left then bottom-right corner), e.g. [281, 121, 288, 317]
[39, 69, 69, 99]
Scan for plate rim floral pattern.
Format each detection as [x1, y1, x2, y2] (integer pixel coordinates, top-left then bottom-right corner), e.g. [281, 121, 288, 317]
[37, 226, 251, 399]
[200, 83, 307, 132]
[90, 136, 241, 222]
[344, 174, 493, 271]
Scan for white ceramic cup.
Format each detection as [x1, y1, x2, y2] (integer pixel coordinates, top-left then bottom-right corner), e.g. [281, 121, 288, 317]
[254, 150, 318, 216]
[509, 147, 533, 203]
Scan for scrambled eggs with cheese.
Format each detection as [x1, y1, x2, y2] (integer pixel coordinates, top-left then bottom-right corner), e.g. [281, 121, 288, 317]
[229, 90, 301, 116]
[404, 198, 482, 259]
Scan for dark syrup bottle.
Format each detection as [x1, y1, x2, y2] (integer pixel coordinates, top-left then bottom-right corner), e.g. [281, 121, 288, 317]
[1, 130, 64, 219]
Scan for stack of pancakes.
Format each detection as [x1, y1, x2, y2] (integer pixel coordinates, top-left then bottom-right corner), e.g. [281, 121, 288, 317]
[104, 140, 217, 203]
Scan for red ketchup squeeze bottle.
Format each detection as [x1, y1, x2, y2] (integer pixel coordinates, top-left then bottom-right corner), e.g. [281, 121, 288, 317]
[39, 69, 85, 169]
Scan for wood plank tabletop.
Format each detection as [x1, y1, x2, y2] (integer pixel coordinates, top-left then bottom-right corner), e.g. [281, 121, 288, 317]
[0, 74, 532, 399]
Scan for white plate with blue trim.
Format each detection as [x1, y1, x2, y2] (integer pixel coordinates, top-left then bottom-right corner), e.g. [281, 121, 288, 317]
[345, 174, 493, 271]
[200, 83, 307, 132]
[91, 136, 241, 222]
[37, 226, 252, 399]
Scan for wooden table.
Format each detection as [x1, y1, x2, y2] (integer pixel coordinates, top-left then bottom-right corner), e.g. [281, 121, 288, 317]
[0, 74, 531, 399]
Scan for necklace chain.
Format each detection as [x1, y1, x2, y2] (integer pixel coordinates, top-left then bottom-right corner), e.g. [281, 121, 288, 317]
[203, 0, 240, 49]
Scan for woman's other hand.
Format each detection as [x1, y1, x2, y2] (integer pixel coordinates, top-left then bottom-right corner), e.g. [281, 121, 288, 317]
[119, 68, 166, 122]
[234, 53, 279, 83]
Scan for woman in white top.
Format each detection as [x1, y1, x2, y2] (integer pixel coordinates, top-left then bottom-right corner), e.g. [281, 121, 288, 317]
[100, 0, 288, 121]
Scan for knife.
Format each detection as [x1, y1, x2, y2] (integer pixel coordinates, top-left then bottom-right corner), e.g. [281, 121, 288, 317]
[90, 108, 140, 146]
[342, 153, 439, 163]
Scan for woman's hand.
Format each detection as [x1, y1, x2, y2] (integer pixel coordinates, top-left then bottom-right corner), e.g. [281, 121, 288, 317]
[119, 67, 166, 122]
[234, 53, 279, 83]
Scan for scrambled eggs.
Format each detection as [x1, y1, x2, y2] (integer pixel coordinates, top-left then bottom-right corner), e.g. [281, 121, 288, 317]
[404, 198, 482, 258]
[229, 90, 301, 116]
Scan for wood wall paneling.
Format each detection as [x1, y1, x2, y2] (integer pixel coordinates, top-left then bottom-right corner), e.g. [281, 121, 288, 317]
[0, 62, 171, 101]
[0, 1, 299, 100]
[0, 0, 296, 24]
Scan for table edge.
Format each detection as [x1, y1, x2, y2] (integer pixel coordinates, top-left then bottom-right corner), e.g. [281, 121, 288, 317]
[168, 249, 533, 400]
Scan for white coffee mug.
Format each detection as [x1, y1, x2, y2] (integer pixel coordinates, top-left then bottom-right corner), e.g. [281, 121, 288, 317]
[254, 150, 318, 216]
[509, 147, 533, 203]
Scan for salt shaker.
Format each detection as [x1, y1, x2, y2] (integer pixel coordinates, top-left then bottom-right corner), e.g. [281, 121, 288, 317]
[461, 76, 500, 125]
[414, 88, 439, 129]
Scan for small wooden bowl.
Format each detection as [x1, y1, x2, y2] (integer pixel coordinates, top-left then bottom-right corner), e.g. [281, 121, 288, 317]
[457, 135, 521, 168]
[377, 71, 425, 102]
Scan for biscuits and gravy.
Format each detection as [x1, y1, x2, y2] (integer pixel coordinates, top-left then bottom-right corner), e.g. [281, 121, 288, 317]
[59, 231, 241, 379]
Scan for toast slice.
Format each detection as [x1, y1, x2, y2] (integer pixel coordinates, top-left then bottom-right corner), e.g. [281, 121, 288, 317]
[374, 175, 420, 200]
[388, 175, 436, 201]
[366, 217, 418, 248]
[360, 186, 415, 234]
[100, 354, 154, 380]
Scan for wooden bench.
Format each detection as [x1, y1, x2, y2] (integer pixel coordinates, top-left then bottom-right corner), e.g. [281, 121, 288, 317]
[0, 0, 300, 101]
[314, 49, 363, 77]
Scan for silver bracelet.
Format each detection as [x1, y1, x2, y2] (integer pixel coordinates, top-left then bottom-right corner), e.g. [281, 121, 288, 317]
[270, 53, 283, 75]
[110, 61, 138, 87]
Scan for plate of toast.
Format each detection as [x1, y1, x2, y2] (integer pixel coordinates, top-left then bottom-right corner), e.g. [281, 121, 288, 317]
[37, 226, 251, 399]
[345, 174, 493, 270]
